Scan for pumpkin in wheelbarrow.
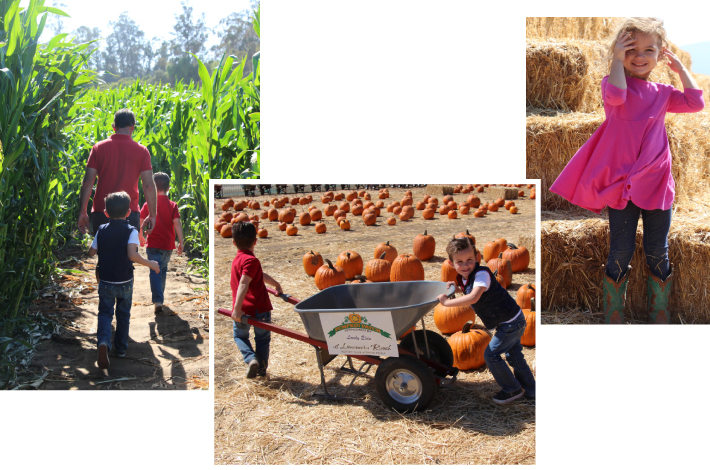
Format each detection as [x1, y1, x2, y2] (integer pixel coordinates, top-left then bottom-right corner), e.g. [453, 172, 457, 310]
[448, 321, 492, 370]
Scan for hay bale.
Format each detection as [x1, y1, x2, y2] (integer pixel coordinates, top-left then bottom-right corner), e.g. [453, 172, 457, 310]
[526, 39, 684, 113]
[487, 187, 519, 201]
[526, 17, 622, 42]
[541, 216, 710, 323]
[527, 110, 710, 213]
[425, 184, 454, 195]
[527, 17, 692, 71]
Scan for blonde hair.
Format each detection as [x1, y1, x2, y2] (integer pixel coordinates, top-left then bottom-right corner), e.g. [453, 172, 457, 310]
[606, 17, 668, 73]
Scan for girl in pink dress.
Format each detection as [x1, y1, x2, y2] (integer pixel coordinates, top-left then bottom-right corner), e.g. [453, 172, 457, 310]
[549, 18, 704, 324]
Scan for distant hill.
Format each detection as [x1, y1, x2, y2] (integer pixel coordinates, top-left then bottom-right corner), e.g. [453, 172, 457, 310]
[682, 42, 710, 75]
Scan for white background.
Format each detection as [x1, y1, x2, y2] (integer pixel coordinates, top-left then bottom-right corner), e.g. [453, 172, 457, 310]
[5, 1, 708, 469]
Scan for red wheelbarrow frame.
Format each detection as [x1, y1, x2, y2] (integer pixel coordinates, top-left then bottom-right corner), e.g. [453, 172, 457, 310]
[217, 287, 458, 387]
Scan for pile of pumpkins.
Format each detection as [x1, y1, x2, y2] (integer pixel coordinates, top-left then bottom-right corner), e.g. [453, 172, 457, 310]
[302, 230, 535, 372]
[214, 185, 534, 240]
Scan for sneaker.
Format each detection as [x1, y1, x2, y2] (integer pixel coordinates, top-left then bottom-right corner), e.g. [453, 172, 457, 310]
[97, 343, 110, 369]
[113, 348, 126, 358]
[246, 359, 259, 379]
[492, 388, 524, 404]
[154, 303, 163, 313]
[256, 367, 267, 377]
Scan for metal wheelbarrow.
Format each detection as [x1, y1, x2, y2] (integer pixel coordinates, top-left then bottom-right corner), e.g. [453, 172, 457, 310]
[218, 281, 458, 412]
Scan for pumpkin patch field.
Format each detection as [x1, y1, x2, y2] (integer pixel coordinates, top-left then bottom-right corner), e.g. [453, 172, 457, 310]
[214, 185, 537, 465]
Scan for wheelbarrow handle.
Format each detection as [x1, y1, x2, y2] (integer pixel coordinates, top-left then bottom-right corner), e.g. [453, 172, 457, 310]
[446, 283, 456, 299]
[266, 287, 300, 305]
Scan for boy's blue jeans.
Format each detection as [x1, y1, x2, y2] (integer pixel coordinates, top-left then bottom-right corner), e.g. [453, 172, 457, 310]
[606, 201, 672, 281]
[484, 315, 536, 396]
[97, 280, 134, 355]
[233, 311, 271, 371]
[146, 247, 172, 304]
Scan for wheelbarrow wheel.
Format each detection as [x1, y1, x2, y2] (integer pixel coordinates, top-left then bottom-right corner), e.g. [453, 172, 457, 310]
[374, 355, 436, 412]
[400, 330, 454, 367]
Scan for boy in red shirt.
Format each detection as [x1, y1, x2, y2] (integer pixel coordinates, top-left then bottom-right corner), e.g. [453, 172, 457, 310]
[230, 221, 282, 378]
[138, 172, 184, 313]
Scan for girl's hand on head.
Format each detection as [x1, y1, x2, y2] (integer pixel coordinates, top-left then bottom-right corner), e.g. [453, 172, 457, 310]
[613, 31, 637, 61]
[663, 48, 685, 74]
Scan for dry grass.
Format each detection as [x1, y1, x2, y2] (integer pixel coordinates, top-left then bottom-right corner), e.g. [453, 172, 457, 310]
[541, 213, 710, 324]
[526, 17, 622, 42]
[526, 110, 710, 213]
[213, 186, 536, 465]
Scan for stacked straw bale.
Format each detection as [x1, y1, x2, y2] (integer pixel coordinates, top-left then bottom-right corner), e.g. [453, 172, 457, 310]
[425, 184, 454, 195]
[541, 216, 710, 323]
[527, 39, 685, 112]
[528, 18, 710, 320]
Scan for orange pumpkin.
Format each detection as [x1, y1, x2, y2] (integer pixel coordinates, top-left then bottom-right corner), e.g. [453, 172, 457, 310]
[315, 222, 327, 234]
[502, 243, 530, 273]
[336, 251, 363, 279]
[516, 284, 535, 310]
[422, 208, 436, 220]
[441, 259, 458, 282]
[487, 254, 513, 288]
[339, 219, 351, 230]
[390, 254, 425, 282]
[374, 241, 398, 263]
[363, 212, 377, 226]
[286, 225, 298, 236]
[257, 228, 268, 238]
[365, 252, 392, 282]
[433, 301, 477, 334]
[314, 259, 346, 290]
[447, 321, 492, 370]
[303, 251, 324, 276]
[220, 223, 233, 238]
[447, 210, 457, 219]
[299, 212, 311, 226]
[510, 206, 518, 214]
[310, 209, 323, 221]
[387, 217, 396, 225]
[520, 299, 536, 347]
[413, 230, 436, 261]
[483, 241, 502, 262]
[455, 229, 475, 245]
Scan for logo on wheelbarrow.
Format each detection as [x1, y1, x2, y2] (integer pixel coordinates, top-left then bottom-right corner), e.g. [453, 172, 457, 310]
[327, 314, 392, 339]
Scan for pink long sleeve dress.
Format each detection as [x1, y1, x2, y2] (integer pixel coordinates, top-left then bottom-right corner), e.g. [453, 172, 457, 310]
[549, 75, 705, 214]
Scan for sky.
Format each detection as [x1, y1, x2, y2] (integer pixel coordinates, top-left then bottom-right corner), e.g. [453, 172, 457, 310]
[20, 0, 255, 48]
[646, 16, 709, 47]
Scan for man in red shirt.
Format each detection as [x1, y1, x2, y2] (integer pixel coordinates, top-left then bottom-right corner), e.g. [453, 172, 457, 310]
[231, 222, 282, 378]
[77, 109, 157, 235]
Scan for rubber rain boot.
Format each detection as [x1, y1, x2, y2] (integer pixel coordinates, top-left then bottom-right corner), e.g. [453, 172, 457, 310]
[602, 266, 631, 324]
[648, 265, 672, 324]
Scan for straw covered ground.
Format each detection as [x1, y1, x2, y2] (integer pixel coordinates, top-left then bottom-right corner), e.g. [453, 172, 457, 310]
[526, 110, 710, 214]
[541, 212, 710, 324]
[214, 186, 536, 465]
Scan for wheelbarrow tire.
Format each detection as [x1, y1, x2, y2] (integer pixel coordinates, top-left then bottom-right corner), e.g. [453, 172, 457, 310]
[400, 330, 454, 367]
[374, 355, 436, 413]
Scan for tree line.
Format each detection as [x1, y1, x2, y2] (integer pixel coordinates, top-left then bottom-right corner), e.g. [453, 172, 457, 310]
[47, 0, 260, 87]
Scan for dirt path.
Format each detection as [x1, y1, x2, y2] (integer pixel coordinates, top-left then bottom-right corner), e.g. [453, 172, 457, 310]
[213, 186, 536, 464]
[25, 242, 209, 390]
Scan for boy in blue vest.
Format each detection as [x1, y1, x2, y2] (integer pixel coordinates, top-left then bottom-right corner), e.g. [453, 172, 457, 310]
[88, 191, 160, 369]
[437, 237, 536, 404]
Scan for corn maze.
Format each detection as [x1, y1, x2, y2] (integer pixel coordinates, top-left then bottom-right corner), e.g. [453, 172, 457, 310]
[0, 0, 260, 385]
